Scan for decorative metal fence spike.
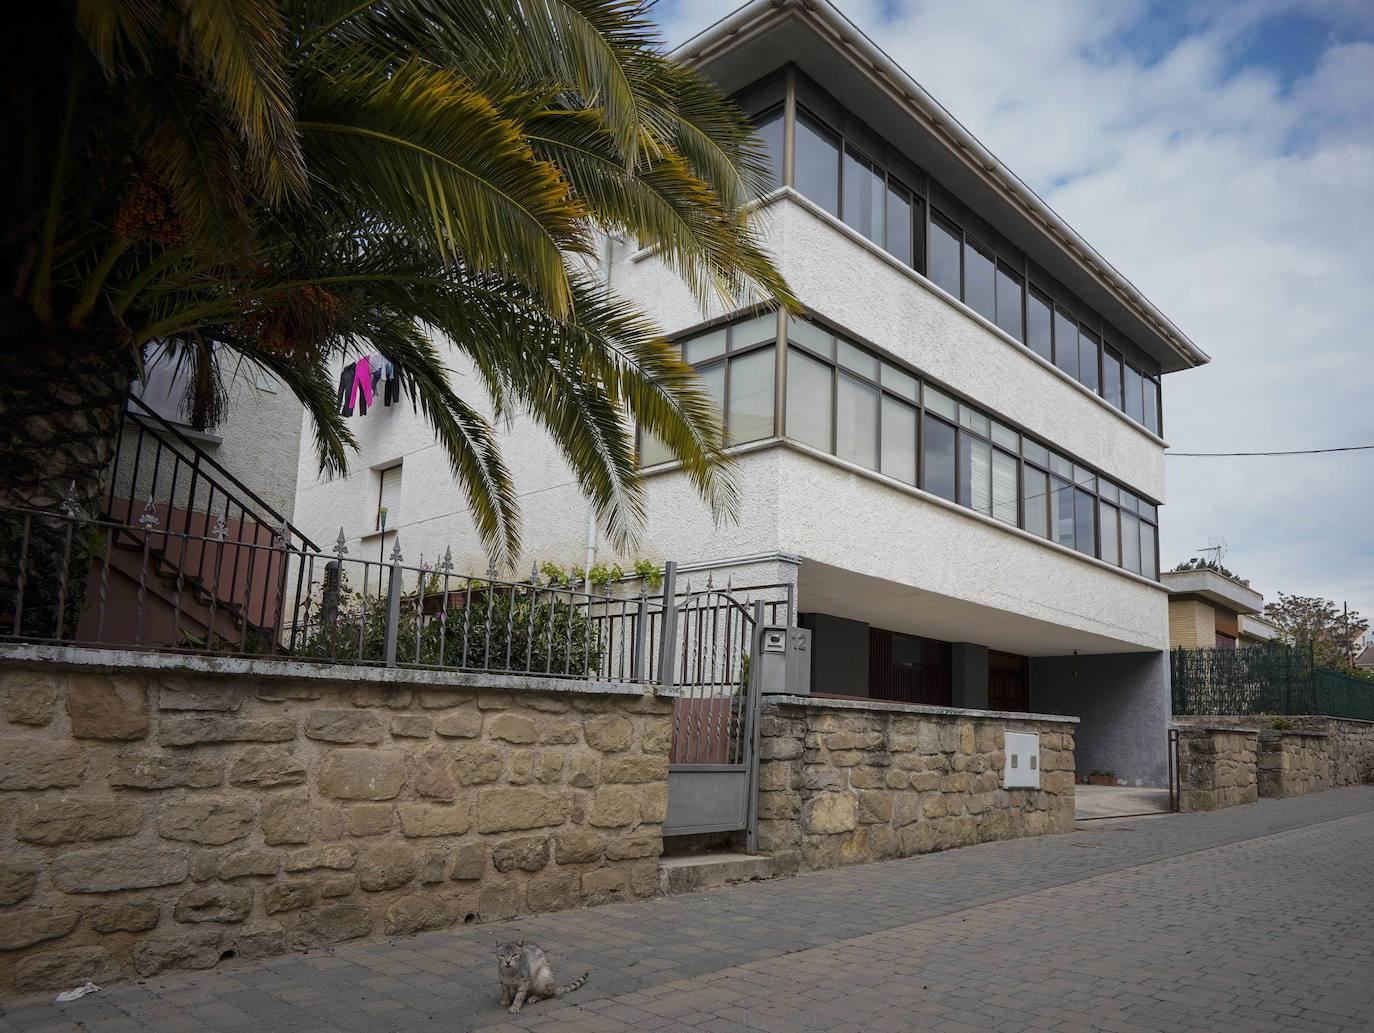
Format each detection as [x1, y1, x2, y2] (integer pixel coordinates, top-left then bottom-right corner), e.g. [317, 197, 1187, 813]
[486, 557, 498, 579]
[138, 496, 159, 530]
[706, 572, 713, 590]
[276, 521, 292, 548]
[390, 539, 404, 564]
[531, 561, 541, 585]
[211, 513, 229, 541]
[439, 547, 454, 573]
[333, 528, 349, 557]
[639, 580, 649, 600]
[603, 575, 614, 598]
[59, 481, 81, 517]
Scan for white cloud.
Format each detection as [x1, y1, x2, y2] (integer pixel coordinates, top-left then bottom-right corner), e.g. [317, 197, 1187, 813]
[659, 0, 1374, 622]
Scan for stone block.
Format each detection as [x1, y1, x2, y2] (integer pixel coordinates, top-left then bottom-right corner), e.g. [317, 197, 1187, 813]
[977, 809, 1017, 843]
[849, 766, 889, 790]
[476, 787, 569, 833]
[419, 848, 448, 884]
[398, 803, 472, 837]
[159, 715, 295, 745]
[233, 923, 287, 960]
[760, 736, 802, 760]
[190, 850, 219, 882]
[317, 874, 357, 898]
[933, 815, 977, 850]
[587, 786, 639, 828]
[261, 793, 312, 845]
[306, 709, 385, 744]
[568, 753, 598, 788]
[454, 742, 505, 785]
[159, 799, 255, 845]
[639, 783, 668, 824]
[488, 713, 537, 743]
[554, 828, 603, 865]
[537, 717, 582, 745]
[857, 790, 893, 824]
[802, 767, 843, 790]
[391, 714, 434, 738]
[477, 693, 510, 710]
[111, 752, 222, 789]
[265, 882, 316, 914]
[409, 742, 456, 800]
[601, 754, 668, 784]
[478, 884, 520, 921]
[579, 867, 626, 905]
[434, 708, 483, 738]
[584, 715, 633, 752]
[358, 845, 417, 891]
[641, 722, 672, 755]
[385, 894, 459, 935]
[0, 862, 39, 905]
[157, 677, 245, 711]
[293, 904, 372, 946]
[825, 730, 884, 751]
[756, 791, 799, 819]
[15, 945, 123, 993]
[507, 749, 535, 785]
[227, 745, 307, 788]
[805, 792, 857, 834]
[758, 762, 800, 791]
[286, 845, 358, 872]
[349, 803, 395, 837]
[525, 873, 577, 913]
[318, 748, 407, 800]
[255, 682, 324, 702]
[66, 674, 148, 739]
[90, 901, 161, 933]
[219, 851, 281, 880]
[492, 835, 550, 873]
[0, 907, 80, 949]
[535, 751, 566, 784]
[16, 798, 142, 844]
[351, 684, 412, 709]
[418, 690, 467, 709]
[449, 841, 489, 880]
[604, 832, 662, 861]
[54, 846, 189, 893]
[174, 886, 253, 923]
[0, 738, 85, 789]
[4, 670, 59, 725]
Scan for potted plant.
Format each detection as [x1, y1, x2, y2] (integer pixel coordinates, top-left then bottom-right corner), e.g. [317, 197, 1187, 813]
[1088, 769, 1118, 786]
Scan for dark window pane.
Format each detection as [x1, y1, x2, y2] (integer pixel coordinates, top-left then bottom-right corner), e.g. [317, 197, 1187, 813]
[836, 373, 879, 470]
[964, 242, 996, 322]
[1124, 365, 1144, 424]
[843, 147, 884, 245]
[886, 182, 913, 265]
[923, 415, 957, 502]
[1121, 512, 1141, 574]
[756, 112, 783, 190]
[795, 114, 839, 215]
[1103, 349, 1123, 410]
[1143, 378, 1160, 435]
[1027, 291, 1053, 361]
[881, 397, 917, 485]
[1099, 501, 1119, 565]
[1052, 477, 1075, 548]
[1074, 488, 1096, 557]
[727, 346, 775, 444]
[930, 216, 961, 298]
[1079, 330, 1099, 393]
[996, 266, 1024, 341]
[1054, 310, 1078, 379]
[786, 350, 833, 453]
[959, 433, 992, 515]
[992, 449, 1018, 525]
[1023, 466, 1049, 538]
[1140, 522, 1157, 579]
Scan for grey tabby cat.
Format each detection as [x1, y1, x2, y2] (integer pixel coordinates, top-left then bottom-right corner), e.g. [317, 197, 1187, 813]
[495, 940, 589, 1013]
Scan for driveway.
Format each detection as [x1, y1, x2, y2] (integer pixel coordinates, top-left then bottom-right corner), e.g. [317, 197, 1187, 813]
[6, 786, 1372, 1033]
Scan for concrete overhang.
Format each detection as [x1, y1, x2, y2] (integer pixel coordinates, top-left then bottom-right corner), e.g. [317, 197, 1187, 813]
[1160, 569, 1264, 615]
[1239, 613, 1279, 642]
[672, 0, 1209, 375]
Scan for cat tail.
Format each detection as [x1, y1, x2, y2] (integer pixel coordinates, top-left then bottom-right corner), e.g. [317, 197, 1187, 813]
[556, 973, 589, 996]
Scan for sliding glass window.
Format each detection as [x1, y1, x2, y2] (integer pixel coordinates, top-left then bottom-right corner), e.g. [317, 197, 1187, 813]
[794, 113, 840, 216]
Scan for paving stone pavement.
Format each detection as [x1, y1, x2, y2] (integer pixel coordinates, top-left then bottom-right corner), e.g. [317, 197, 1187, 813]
[5, 786, 1374, 1033]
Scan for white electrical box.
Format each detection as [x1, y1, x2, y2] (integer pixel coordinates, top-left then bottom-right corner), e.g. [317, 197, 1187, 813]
[1003, 731, 1041, 788]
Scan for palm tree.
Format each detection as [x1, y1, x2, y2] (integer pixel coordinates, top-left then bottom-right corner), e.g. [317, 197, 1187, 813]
[0, 0, 795, 566]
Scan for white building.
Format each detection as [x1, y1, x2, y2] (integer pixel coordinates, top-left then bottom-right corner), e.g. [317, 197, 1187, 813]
[292, 0, 1209, 785]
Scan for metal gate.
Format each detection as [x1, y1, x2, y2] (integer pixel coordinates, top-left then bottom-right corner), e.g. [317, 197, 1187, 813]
[660, 584, 767, 850]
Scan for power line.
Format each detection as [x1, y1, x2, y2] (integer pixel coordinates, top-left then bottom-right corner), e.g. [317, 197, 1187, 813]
[1167, 444, 1374, 457]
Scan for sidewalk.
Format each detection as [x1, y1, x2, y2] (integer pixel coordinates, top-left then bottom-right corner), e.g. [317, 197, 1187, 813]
[6, 786, 1373, 1033]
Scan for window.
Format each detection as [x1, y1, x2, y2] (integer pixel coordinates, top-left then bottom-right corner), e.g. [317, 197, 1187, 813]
[1074, 488, 1097, 557]
[958, 434, 992, 515]
[843, 147, 885, 246]
[930, 215, 962, 299]
[1023, 466, 1049, 538]
[996, 266, 1024, 341]
[757, 111, 784, 190]
[885, 182, 914, 265]
[786, 349, 833, 453]
[1124, 364, 1144, 424]
[1099, 500, 1119, 565]
[992, 449, 1018, 525]
[377, 464, 402, 531]
[726, 347, 775, 445]
[963, 241, 996, 323]
[794, 113, 839, 215]
[1027, 290, 1053, 362]
[836, 373, 879, 470]
[923, 415, 957, 502]
[880, 396, 918, 485]
[1078, 330, 1099, 394]
[1103, 348, 1123, 410]
[1051, 478, 1075, 549]
[1143, 378, 1160, 436]
[1054, 310, 1078, 380]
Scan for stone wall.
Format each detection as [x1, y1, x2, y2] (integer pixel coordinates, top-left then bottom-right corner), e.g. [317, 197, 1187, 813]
[0, 649, 671, 997]
[1174, 715, 1374, 808]
[756, 696, 1076, 872]
[1175, 728, 1258, 812]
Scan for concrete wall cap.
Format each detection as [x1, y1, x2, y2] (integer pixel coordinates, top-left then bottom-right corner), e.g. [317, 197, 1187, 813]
[763, 693, 1079, 724]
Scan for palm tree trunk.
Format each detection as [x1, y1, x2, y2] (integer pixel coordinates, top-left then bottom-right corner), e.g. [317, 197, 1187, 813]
[0, 297, 136, 638]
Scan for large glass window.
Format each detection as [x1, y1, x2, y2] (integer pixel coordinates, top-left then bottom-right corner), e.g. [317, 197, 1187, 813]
[1103, 348, 1123, 410]
[1099, 501, 1119, 565]
[1024, 466, 1049, 538]
[727, 347, 775, 445]
[959, 434, 992, 515]
[924, 415, 957, 502]
[1051, 478, 1076, 548]
[836, 373, 879, 470]
[996, 266, 1024, 341]
[992, 450, 1018, 525]
[1027, 290, 1053, 362]
[757, 111, 784, 190]
[1054, 310, 1078, 380]
[1121, 511, 1141, 574]
[1124, 365, 1144, 424]
[1074, 488, 1097, 557]
[1143, 379, 1159, 436]
[881, 396, 917, 485]
[1140, 522, 1158, 579]
[794, 113, 839, 215]
[886, 182, 913, 265]
[963, 242, 996, 323]
[786, 350, 833, 453]
[1078, 330, 1099, 394]
[930, 216, 961, 299]
[843, 147, 885, 246]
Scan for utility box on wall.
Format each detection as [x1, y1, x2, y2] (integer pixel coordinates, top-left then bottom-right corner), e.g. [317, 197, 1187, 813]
[757, 625, 812, 696]
[1003, 730, 1041, 788]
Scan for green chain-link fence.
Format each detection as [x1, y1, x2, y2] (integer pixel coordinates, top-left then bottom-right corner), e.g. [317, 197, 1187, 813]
[1171, 642, 1374, 720]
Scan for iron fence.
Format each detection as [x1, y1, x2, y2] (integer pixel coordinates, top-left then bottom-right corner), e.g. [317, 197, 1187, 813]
[1171, 643, 1374, 721]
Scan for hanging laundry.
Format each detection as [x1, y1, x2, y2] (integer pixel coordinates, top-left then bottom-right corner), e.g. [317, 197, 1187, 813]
[337, 357, 374, 416]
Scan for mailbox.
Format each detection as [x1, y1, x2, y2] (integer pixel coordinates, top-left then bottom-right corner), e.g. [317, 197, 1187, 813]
[756, 625, 812, 695]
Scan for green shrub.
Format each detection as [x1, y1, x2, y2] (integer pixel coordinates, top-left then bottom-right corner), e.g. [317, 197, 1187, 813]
[1269, 718, 1294, 731]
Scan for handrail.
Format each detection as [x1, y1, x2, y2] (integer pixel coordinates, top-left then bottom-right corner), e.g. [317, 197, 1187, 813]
[120, 394, 319, 552]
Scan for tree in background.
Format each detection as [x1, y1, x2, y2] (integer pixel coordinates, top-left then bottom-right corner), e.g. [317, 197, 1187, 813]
[1263, 593, 1369, 672]
[1, 0, 796, 566]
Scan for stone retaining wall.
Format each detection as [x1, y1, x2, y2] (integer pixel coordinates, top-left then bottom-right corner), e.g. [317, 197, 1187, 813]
[1174, 727, 1258, 812]
[0, 649, 671, 997]
[756, 696, 1076, 872]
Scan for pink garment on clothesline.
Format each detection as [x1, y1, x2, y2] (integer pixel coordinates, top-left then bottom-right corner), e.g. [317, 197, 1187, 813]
[348, 357, 373, 410]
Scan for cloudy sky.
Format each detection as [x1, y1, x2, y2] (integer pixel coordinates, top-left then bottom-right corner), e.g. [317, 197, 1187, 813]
[652, 0, 1374, 634]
